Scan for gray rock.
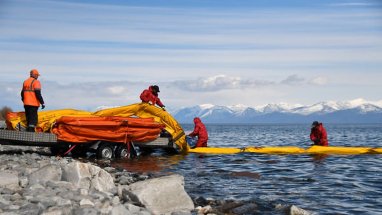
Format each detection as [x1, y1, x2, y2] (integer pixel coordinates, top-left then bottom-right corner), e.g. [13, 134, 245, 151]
[125, 174, 194, 215]
[79, 188, 89, 196]
[112, 196, 120, 206]
[125, 203, 143, 214]
[0, 212, 19, 215]
[18, 203, 42, 215]
[195, 205, 212, 214]
[289, 205, 313, 215]
[40, 205, 72, 215]
[231, 203, 258, 214]
[80, 199, 95, 207]
[8, 204, 21, 210]
[45, 180, 74, 190]
[61, 161, 116, 192]
[72, 207, 98, 215]
[26, 183, 46, 191]
[0, 171, 19, 190]
[98, 200, 112, 214]
[10, 193, 22, 201]
[30, 196, 56, 208]
[51, 196, 72, 206]
[117, 184, 130, 199]
[111, 204, 130, 215]
[0, 195, 11, 205]
[171, 211, 192, 215]
[0, 187, 15, 195]
[19, 176, 28, 188]
[28, 164, 62, 185]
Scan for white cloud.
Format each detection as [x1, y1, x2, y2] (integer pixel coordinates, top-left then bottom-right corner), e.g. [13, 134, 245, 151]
[280, 75, 305, 85]
[107, 86, 127, 95]
[172, 75, 277, 92]
[310, 76, 328, 85]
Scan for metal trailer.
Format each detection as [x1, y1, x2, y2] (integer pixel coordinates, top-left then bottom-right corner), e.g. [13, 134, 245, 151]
[0, 127, 178, 159]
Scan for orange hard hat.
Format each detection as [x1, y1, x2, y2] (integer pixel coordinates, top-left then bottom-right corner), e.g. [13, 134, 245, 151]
[30, 69, 40, 76]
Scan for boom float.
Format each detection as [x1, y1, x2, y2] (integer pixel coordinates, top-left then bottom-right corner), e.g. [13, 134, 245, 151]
[188, 146, 382, 155]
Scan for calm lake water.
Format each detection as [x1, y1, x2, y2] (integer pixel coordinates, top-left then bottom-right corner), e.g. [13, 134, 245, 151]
[113, 124, 382, 214]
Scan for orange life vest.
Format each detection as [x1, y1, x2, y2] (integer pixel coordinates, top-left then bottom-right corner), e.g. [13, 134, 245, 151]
[22, 77, 42, 106]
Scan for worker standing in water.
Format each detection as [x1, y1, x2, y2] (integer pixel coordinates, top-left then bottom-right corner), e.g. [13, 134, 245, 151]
[310, 121, 328, 146]
[21, 69, 45, 132]
[187, 117, 208, 148]
[140, 85, 166, 111]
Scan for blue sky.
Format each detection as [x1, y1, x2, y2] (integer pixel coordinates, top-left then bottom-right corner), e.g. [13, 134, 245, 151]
[0, 0, 381, 111]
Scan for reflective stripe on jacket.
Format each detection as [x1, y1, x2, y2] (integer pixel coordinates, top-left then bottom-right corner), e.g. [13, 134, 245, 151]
[22, 77, 42, 107]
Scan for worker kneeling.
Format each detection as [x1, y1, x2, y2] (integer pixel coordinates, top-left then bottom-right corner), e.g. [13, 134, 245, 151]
[187, 117, 208, 148]
[310, 121, 328, 146]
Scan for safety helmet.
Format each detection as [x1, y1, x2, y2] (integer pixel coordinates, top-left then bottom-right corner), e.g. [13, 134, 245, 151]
[311, 121, 319, 128]
[30, 69, 40, 77]
[152, 85, 160, 93]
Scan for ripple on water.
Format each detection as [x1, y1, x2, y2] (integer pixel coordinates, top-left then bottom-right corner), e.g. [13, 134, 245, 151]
[113, 124, 382, 214]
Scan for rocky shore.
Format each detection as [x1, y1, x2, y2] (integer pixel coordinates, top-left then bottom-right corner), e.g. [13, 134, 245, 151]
[0, 145, 312, 215]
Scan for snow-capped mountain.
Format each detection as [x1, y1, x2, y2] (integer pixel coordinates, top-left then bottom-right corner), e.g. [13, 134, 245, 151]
[172, 99, 382, 123]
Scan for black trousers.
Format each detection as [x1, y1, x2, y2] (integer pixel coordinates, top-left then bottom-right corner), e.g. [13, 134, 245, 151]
[24, 105, 39, 132]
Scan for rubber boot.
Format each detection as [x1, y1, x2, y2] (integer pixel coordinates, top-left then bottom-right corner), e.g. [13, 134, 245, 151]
[27, 126, 35, 132]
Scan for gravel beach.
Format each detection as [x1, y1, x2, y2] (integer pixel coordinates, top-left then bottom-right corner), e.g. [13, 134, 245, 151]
[0, 145, 311, 215]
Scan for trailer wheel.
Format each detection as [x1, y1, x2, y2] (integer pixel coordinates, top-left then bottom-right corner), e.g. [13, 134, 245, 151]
[96, 142, 114, 159]
[115, 145, 129, 158]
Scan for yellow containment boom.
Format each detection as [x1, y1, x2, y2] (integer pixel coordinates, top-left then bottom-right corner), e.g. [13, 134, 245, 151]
[7, 109, 92, 132]
[189, 145, 382, 155]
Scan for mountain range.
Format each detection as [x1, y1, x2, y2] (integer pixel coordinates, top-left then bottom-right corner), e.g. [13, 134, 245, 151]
[171, 98, 382, 123]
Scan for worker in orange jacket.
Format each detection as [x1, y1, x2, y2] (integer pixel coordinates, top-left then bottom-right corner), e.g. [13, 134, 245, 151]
[140, 85, 166, 111]
[21, 69, 45, 132]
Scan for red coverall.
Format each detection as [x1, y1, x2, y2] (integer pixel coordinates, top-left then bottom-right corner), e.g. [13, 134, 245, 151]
[140, 86, 164, 108]
[310, 123, 328, 146]
[188, 117, 208, 147]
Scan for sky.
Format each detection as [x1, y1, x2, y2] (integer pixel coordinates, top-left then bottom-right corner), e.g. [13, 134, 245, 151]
[0, 0, 381, 111]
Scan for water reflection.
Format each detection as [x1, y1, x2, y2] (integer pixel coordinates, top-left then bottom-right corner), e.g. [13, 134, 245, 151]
[111, 124, 382, 214]
[311, 154, 329, 163]
[112, 154, 186, 173]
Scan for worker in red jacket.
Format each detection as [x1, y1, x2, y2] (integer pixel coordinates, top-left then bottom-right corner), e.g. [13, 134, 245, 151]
[21, 69, 45, 132]
[140, 85, 165, 110]
[188, 117, 208, 148]
[310, 121, 328, 146]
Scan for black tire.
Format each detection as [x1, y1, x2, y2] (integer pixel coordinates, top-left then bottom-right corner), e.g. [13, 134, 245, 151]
[96, 142, 114, 159]
[115, 145, 129, 159]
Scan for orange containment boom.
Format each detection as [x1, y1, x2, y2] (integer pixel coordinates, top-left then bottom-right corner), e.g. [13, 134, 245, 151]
[6, 103, 189, 152]
[51, 116, 165, 144]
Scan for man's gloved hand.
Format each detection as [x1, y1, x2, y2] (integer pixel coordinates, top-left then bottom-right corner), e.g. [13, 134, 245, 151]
[161, 106, 166, 111]
[41, 104, 45, 109]
[148, 101, 153, 105]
